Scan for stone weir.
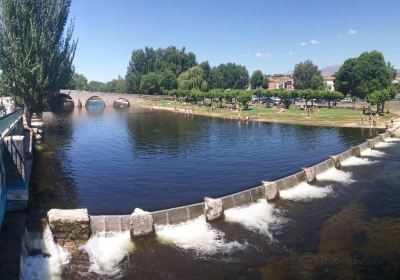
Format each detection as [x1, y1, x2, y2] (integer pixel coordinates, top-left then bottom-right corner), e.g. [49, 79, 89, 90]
[46, 121, 400, 243]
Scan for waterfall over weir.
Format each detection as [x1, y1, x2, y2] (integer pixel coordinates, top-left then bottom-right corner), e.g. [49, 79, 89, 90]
[21, 226, 69, 280]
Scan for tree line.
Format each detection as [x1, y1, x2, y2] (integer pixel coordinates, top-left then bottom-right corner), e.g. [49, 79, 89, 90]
[169, 88, 344, 111]
[0, 0, 397, 129]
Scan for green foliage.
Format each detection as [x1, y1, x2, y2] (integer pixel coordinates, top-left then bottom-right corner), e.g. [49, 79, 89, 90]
[69, 73, 88, 90]
[293, 60, 322, 90]
[126, 46, 197, 93]
[250, 70, 268, 89]
[335, 51, 395, 98]
[0, 0, 77, 122]
[140, 72, 161, 94]
[366, 86, 397, 113]
[178, 66, 205, 90]
[210, 63, 249, 89]
[159, 70, 177, 91]
[237, 92, 252, 110]
[311, 75, 325, 90]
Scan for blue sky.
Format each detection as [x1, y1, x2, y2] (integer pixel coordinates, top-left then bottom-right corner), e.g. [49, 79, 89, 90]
[70, 0, 400, 82]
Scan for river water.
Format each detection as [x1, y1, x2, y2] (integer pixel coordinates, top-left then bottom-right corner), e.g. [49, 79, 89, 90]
[26, 104, 400, 279]
[30, 104, 378, 214]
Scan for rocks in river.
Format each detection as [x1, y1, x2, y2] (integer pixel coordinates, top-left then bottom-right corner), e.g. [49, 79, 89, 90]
[204, 197, 224, 222]
[130, 208, 154, 238]
[47, 208, 90, 241]
[352, 146, 361, 157]
[263, 182, 279, 202]
[330, 155, 341, 169]
[303, 167, 316, 184]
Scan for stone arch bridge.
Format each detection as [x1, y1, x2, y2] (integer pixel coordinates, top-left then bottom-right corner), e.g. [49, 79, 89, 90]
[60, 90, 170, 107]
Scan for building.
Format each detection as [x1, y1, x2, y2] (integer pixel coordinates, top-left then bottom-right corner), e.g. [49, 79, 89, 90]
[267, 77, 294, 90]
[323, 76, 335, 91]
[0, 97, 15, 116]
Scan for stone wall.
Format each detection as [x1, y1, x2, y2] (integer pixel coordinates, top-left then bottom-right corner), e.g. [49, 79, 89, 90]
[60, 90, 172, 107]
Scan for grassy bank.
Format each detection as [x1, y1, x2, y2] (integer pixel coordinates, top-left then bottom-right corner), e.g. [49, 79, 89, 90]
[141, 99, 399, 128]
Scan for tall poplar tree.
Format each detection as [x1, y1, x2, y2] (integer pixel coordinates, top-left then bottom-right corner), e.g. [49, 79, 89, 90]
[0, 0, 77, 126]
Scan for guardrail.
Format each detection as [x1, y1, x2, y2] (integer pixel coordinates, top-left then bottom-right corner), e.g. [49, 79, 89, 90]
[0, 108, 23, 137]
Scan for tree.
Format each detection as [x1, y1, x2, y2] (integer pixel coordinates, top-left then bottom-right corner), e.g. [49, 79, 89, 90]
[311, 75, 325, 90]
[367, 86, 397, 114]
[334, 58, 358, 96]
[0, 0, 77, 126]
[335, 51, 395, 98]
[139, 72, 160, 94]
[126, 46, 197, 93]
[88, 81, 106, 92]
[293, 60, 322, 90]
[69, 73, 88, 90]
[250, 70, 268, 89]
[199, 61, 211, 86]
[159, 70, 177, 92]
[210, 63, 249, 89]
[237, 92, 252, 110]
[178, 66, 205, 91]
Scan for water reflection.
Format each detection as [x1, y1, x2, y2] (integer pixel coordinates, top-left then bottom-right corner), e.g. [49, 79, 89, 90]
[30, 107, 381, 214]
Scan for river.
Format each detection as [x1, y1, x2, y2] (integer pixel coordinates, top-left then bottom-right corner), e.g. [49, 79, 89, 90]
[24, 103, 400, 279]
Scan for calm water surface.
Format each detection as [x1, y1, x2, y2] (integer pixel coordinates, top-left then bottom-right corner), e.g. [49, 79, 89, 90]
[26, 104, 400, 279]
[30, 105, 380, 214]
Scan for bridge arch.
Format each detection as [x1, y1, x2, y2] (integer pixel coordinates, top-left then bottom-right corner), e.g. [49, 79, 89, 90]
[113, 98, 130, 108]
[85, 96, 105, 108]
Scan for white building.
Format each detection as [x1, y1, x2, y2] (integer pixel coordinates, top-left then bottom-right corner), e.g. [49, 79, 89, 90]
[323, 76, 335, 91]
[0, 97, 16, 116]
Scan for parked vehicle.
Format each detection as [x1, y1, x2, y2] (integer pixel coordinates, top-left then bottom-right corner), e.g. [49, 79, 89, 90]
[340, 97, 352, 103]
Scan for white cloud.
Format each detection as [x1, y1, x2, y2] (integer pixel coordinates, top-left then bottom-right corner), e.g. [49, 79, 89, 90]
[240, 52, 251, 57]
[309, 39, 319, 45]
[255, 52, 271, 58]
[300, 42, 307, 46]
[348, 29, 357, 35]
[288, 51, 294, 56]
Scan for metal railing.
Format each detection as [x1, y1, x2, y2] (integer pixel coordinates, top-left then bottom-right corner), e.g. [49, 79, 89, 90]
[0, 108, 23, 136]
[4, 137, 25, 179]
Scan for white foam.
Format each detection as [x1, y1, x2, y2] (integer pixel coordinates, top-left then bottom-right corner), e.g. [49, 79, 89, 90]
[23, 226, 70, 280]
[386, 137, 400, 142]
[375, 142, 395, 148]
[361, 149, 386, 157]
[224, 199, 279, 237]
[316, 168, 354, 185]
[83, 231, 134, 275]
[156, 216, 243, 255]
[279, 182, 332, 201]
[341, 157, 377, 166]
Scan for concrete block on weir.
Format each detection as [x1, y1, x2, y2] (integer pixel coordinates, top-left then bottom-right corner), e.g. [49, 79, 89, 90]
[167, 207, 189, 224]
[352, 146, 361, 157]
[130, 208, 154, 238]
[47, 208, 90, 241]
[220, 195, 235, 210]
[249, 186, 265, 201]
[90, 215, 105, 233]
[263, 182, 280, 202]
[330, 156, 341, 169]
[367, 140, 375, 149]
[204, 197, 224, 222]
[303, 167, 316, 183]
[151, 210, 168, 225]
[188, 203, 204, 220]
[232, 191, 252, 206]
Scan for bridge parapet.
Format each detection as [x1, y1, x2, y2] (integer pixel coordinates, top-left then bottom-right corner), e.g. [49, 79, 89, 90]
[60, 90, 171, 107]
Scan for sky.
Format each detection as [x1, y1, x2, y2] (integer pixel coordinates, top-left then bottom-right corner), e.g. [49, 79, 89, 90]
[70, 0, 400, 82]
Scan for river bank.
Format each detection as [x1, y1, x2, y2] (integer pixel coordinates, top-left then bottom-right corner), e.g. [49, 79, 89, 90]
[139, 99, 399, 129]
